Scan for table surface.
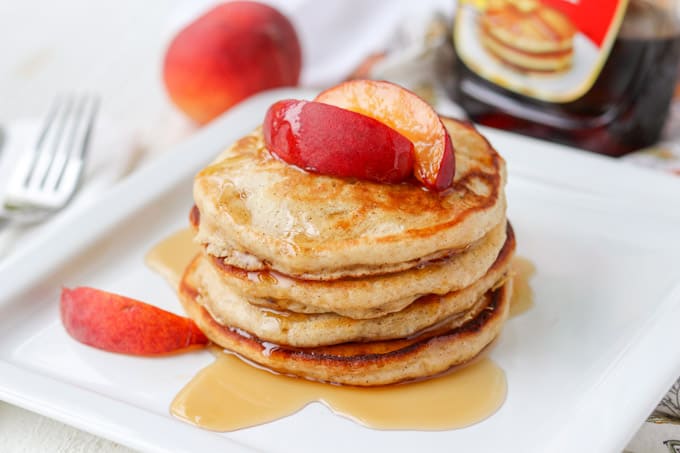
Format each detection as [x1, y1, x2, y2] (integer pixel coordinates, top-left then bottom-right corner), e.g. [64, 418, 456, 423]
[0, 0, 673, 452]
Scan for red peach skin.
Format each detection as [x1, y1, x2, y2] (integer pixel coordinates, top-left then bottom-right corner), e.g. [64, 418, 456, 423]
[316, 80, 455, 191]
[61, 287, 209, 355]
[264, 99, 415, 183]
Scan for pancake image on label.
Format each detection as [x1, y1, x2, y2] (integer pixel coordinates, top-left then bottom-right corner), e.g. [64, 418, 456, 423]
[478, 0, 576, 74]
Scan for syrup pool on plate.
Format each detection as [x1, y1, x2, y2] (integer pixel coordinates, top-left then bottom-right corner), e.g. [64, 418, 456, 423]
[509, 257, 535, 317]
[171, 348, 505, 431]
[145, 229, 534, 431]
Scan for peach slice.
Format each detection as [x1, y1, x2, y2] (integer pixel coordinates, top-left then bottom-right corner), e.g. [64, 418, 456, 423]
[61, 287, 209, 355]
[263, 99, 414, 183]
[315, 80, 455, 191]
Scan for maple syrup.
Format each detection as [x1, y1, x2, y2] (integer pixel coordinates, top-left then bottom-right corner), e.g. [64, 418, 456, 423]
[452, 0, 680, 156]
[144, 228, 199, 290]
[145, 230, 537, 432]
[509, 257, 535, 317]
[171, 348, 505, 431]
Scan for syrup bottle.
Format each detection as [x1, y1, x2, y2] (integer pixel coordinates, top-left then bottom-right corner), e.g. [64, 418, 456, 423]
[452, 0, 680, 156]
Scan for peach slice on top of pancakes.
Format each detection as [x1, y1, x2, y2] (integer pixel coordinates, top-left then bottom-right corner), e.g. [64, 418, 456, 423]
[315, 79, 455, 191]
[263, 99, 415, 184]
[263, 79, 455, 191]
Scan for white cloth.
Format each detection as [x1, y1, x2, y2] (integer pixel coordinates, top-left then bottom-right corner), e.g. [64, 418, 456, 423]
[0, 402, 134, 453]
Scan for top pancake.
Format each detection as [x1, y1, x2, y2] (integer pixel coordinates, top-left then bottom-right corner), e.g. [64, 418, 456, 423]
[194, 117, 506, 278]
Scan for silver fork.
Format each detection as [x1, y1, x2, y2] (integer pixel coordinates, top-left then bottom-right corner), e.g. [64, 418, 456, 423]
[2, 95, 98, 224]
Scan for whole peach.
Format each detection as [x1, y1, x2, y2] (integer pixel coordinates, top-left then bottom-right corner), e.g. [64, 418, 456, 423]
[163, 1, 302, 124]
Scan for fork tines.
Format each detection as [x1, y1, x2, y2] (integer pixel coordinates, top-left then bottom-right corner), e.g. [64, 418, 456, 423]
[5, 94, 98, 210]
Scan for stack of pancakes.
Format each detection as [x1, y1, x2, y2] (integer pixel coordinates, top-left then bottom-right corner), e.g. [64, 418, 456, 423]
[179, 117, 515, 386]
[479, 0, 576, 74]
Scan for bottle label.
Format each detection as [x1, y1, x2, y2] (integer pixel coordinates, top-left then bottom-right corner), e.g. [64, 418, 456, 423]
[454, 0, 629, 102]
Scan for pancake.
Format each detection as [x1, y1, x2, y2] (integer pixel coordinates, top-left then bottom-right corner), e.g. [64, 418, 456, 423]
[479, 0, 575, 73]
[206, 221, 508, 319]
[179, 262, 512, 386]
[479, 32, 573, 73]
[188, 224, 514, 347]
[193, 117, 506, 279]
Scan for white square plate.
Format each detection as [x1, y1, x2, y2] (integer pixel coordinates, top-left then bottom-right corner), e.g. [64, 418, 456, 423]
[1, 88, 680, 453]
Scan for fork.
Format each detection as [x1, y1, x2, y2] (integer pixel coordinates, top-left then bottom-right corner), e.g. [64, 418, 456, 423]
[2, 95, 98, 224]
